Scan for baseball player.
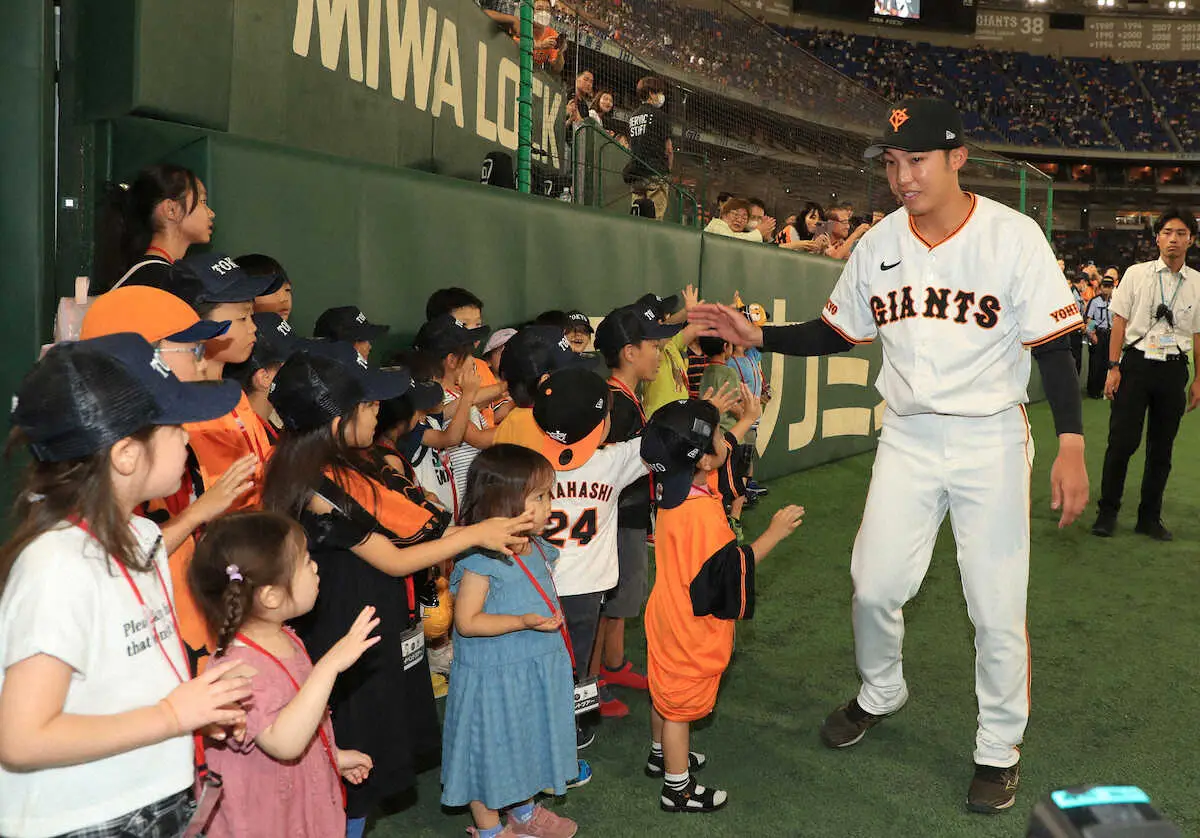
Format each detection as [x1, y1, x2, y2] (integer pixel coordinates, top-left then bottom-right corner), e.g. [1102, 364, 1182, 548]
[691, 98, 1089, 814]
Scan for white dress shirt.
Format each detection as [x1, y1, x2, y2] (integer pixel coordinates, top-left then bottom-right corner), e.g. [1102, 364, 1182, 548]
[1111, 258, 1200, 355]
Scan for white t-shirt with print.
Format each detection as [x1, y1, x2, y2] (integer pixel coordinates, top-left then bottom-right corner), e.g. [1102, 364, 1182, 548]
[548, 439, 649, 597]
[0, 518, 192, 838]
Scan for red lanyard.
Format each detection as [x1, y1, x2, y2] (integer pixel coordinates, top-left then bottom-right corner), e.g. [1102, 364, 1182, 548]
[71, 518, 206, 772]
[607, 377, 647, 425]
[234, 629, 347, 808]
[511, 542, 576, 670]
[145, 246, 175, 262]
[231, 408, 269, 463]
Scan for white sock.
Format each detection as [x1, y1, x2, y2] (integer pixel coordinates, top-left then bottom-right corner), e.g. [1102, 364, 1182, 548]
[664, 771, 689, 791]
[651, 742, 663, 756]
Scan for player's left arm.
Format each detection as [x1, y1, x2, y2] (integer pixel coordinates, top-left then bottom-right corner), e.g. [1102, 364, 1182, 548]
[1012, 222, 1088, 528]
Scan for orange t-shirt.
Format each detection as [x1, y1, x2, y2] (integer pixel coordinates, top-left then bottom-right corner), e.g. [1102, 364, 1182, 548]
[645, 484, 751, 723]
[493, 406, 544, 451]
[474, 357, 499, 429]
[184, 392, 271, 512]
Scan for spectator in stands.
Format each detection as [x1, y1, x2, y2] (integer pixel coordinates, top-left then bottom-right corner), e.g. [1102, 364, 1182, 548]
[747, 198, 772, 238]
[705, 198, 775, 243]
[589, 89, 615, 134]
[824, 205, 870, 260]
[716, 192, 734, 214]
[779, 201, 831, 254]
[510, 0, 564, 72]
[566, 69, 595, 142]
[624, 77, 673, 222]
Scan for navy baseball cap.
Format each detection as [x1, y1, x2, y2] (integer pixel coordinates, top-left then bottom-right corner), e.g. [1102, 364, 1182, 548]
[379, 364, 446, 413]
[146, 253, 277, 307]
[414, 314, 487, 355]
[566, 311, 594, 334]
[635, 292, 682, 320]
[499, 325, 590, 385]
[640, 399, 719, 510]
[595, 304, 683, 357]
[270, 351, 366, 432]
[313, 306, 390, 343]
[864, 97, 965, 160]
[13, 333, 241, 462]
[302, 340, 410, 402]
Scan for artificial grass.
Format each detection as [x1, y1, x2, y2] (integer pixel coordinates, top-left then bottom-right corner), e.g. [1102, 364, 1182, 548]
[373, 397, 1200, 837]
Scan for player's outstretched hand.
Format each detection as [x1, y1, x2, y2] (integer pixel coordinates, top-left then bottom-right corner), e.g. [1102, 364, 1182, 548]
[690, 304, 764, 348]
[1049, 435, 1088, 529]
[768, 504, 805, 539]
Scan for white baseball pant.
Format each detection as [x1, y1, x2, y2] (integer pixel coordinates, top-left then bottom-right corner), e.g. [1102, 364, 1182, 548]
[851, 405, 1032, 768]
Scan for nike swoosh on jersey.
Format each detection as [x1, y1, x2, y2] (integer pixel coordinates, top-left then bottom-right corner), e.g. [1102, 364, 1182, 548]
[881, 260, 902, 271]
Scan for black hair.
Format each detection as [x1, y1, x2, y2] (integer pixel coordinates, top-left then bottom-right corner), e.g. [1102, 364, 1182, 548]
[376, 393, 418, 441]
[1104, 265, 1120, 276]
[1154, 208, 1198, 237]
[698, 335, 729, 358]
[460, 445, 555, 527]
[395, 347, 471, 384]
[223, 358, 261, 394]
[189, 511, 305, 656]
[425, 287, 484, 321]
[534, 310, 571, 330]
[717, 192, 734, 204]
[235, 253, 291, 287]
[94, 164, 201, 291]
[748, 197, 766, 212]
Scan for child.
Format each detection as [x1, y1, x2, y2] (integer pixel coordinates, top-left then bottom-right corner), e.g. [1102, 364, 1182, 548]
[442, 445, 578, 838]
[493, 325, 586, 450]
[313, 305, 389, 360]
[640, 287, 705, 417]
[263, 344, 531, 837]
[482, 327, 518, 421]
[564, 311, 594, 353]
[697, 336, 740, 433]
[729, 302, 770, 499]
[425, 287, 507, 428]
[79, 285, 260, 670]
[238, 253, 294, 321]
[531, 367, 649, 722]
[640, 399, 803, 812]
[412, 314, 495, 503]
[0, 333, 251, 837]
[591, 303, 684, 695]
[189, 511, 379, 837]
[224, 312, 302, 441]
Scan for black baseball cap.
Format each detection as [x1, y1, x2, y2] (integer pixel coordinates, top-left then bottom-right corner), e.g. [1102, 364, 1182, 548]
[414, 314, 487, 355]
[13, 333, 241, 462]
[379, 364, 446, 414]
[635, 292, 681, 320]
[249, 313, 301, 367]
[864, 98, 965, 160]
[533, 367, 611, 471]
[313, 306, 390, 343]
[154, 253, 278, 306]
[302, 340, 411, 402]
[565, 311, 594, 334]
[595, 304, 683, 357]
[499, 325, 589, 385]
[270, 351, 366, 432]
[640, 399, 719, 510]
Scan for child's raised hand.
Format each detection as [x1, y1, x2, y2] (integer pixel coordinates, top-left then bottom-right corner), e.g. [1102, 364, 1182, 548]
[337, 749, 374, 784]
[163, 658, 254, 734]
[768, 504, 805, 540]
[522, 611, 564, 632]
[459, 359, 480, 396]
[322, 606, 382, 675]
[739, 383, 762, 422]
[682, 283, 702, 311]
[471, 512, 536, 556]
[702, 381, 738, 415]
[192, 453, 258, 522]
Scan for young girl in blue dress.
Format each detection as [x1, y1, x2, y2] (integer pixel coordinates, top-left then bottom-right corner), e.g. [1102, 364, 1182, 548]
[442, 444, 579, 838]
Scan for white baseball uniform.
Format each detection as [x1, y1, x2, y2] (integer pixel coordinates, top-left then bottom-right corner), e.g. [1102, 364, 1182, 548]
[821, 193, 1082, 768]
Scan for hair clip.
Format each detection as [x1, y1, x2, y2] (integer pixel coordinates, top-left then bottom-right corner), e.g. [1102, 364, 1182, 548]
[226, 564, 244, 583]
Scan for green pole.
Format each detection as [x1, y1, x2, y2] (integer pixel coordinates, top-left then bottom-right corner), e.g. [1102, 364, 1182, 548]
[517, 0, 533, 194]
[1018, 165, 1027, 216]
[1044, 180, 1054, 242]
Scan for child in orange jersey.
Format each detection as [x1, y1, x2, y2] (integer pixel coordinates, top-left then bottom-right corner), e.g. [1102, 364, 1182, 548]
[639, 399, 804, 813]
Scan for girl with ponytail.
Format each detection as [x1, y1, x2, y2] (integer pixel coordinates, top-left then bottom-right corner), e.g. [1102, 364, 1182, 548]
[188, 511, 379, 837]
[94, 164, 215, 290]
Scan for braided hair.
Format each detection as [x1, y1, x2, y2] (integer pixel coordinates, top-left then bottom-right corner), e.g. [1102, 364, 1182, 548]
[187, 511, 305, 656]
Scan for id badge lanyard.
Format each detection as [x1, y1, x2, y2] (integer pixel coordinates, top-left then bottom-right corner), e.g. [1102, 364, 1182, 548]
[511, 542, 577, 671]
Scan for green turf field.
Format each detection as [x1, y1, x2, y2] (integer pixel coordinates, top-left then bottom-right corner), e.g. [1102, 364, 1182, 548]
[375, 397, 1200, 837]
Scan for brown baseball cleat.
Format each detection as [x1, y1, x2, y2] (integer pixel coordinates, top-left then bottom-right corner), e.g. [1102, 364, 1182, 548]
[967, 761, 1020, 814]
[818, 698, 891, 748]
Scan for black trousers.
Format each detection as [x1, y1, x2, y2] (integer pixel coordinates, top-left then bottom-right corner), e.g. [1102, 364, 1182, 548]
[1098, 348, 1189, 522]
[1086, 329, 1111, 399]
[560, 591, 603, 681]
[1069, 330, 1084, 375]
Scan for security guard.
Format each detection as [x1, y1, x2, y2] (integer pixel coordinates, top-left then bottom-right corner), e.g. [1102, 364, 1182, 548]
[1094, 209, 1200, 540]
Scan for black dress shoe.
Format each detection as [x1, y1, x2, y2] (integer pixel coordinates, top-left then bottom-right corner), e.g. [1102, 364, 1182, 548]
[1134, 519, 1173, 541]
[1091, 512, 1116, 538]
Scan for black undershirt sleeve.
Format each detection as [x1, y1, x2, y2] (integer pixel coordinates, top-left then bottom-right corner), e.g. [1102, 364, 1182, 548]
[761, 319, 855, 356]
[1032, 336, 1084, 437]
[689, 541, 757, 620]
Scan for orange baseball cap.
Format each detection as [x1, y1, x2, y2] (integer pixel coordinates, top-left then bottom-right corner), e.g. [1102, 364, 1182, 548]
[81, 286, 230, 343]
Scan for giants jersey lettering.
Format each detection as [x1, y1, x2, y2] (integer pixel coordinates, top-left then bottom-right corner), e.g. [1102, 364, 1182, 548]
[822, 194, 1082, 417]
[546, 439, 648, 597]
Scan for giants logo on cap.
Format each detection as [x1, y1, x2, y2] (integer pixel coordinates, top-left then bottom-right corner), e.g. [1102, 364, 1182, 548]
[547, 430, 569, 443]
[889, 108, 910, 132]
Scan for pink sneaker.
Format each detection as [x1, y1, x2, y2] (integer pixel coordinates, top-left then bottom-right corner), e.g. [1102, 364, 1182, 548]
[508, 804, 578, 838]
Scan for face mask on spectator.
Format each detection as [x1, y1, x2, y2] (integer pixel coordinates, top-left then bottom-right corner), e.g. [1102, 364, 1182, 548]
[652, 93, 667, 108]
[535, 10, 551, 25]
